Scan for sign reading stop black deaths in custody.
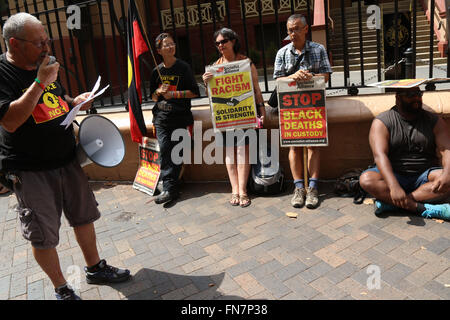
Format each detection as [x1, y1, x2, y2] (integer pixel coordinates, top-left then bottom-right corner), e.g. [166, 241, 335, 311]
[133, 138, 161, 196]
[277, 77, 328, 147]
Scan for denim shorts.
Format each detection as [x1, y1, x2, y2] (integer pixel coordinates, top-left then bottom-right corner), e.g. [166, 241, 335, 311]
[363, 166, 442, 193]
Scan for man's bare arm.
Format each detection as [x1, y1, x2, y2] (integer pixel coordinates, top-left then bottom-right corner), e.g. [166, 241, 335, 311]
[370, 119, 409, 207]
[431, 117, 450, 193]
[0, 56, 59, 132]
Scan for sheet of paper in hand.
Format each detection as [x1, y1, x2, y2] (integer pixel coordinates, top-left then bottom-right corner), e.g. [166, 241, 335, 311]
[133, 138, 161, 196]
[61, 76, 109, 129]
[277, 76, 328, 147]
[205, 59, 258, 132]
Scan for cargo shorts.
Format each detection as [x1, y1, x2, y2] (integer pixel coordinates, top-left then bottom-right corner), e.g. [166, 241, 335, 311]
[11, 159, 101, 249]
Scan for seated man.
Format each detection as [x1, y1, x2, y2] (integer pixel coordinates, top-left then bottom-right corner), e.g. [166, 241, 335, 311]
[360, 86, 450, 220]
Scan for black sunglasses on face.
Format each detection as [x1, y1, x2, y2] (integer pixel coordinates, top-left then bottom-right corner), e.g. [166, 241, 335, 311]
[399, 91, 423, 98]
[215, 39, 230, 46]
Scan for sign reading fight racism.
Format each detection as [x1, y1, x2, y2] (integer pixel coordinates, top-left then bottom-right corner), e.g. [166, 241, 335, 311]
[205, 59, 258, 131]
[277, 77, 328, 147]
[133, 138, 161, 196]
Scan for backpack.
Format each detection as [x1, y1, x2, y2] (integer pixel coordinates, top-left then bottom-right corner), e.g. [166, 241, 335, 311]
[334, 168, 367, 204]
[248, 145, 285, 195]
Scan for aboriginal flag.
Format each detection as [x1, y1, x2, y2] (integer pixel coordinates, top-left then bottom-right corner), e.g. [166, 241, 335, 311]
[127, 0, 149, 143]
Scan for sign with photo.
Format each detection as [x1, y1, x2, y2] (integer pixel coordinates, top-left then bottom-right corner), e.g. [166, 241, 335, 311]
[205, 59, 258, 132]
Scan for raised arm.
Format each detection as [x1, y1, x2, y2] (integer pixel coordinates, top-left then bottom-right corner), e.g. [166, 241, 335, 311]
[0, 56, 59, 132]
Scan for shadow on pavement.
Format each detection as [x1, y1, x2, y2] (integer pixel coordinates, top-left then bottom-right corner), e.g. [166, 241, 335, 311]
[104, 269, 244, 300]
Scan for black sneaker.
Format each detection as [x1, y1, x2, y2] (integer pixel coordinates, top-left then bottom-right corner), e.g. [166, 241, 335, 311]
[55, 284, 81, 300]
[154, 190, 178, 204]
[85, 259, 131, 284]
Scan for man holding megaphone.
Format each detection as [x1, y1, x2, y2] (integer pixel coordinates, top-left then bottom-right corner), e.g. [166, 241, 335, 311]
[0, 13, 131, 300]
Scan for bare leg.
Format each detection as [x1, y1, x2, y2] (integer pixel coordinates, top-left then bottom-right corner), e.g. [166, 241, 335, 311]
[237, 144, 250, 196]
[73, 223, 100, 267]
[307, 147, 320, 179]
[32, 247, 66, 288]
[409, 169, 450, 202]
[289, 147, 304, 180]
[359, 171, 417, 212]
[225, 146, 239, 197]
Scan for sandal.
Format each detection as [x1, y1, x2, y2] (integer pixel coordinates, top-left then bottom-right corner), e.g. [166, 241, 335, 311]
[239, 195, 251, 208]
[0, 185, 9, 195]
[229, 193, 240, 206]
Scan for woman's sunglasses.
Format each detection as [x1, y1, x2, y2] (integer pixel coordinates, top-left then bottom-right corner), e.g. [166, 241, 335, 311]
[215, 39, 230, 47]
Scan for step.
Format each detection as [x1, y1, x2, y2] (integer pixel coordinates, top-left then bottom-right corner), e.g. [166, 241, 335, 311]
[343, 24, 434, 35]
[331, 57, 448, 73]
[329, 39, 438, 50]
[332, 50, 443, 65]
[337, 17, 429, 29]
[330, 34, 439, 45]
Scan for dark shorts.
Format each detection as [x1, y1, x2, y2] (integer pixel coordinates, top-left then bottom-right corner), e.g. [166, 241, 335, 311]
[12, 159, 100, 249]
[363, 166, 442, 193]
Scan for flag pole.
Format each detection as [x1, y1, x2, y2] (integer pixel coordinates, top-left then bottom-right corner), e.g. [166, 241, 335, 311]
[132, 0, 162, 80]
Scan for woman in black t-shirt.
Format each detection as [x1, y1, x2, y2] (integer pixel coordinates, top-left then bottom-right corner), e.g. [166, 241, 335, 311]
[149, 33, 199, 204]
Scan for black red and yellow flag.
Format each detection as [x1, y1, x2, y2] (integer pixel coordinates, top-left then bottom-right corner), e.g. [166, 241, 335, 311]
[127, 0, 149, 143]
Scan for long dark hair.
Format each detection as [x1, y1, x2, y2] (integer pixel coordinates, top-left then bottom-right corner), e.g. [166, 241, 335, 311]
[213, 28, 240, 54]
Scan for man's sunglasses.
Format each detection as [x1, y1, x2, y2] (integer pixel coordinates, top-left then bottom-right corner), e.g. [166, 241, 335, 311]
[215, 39, 230, 46]
[398, 91, 423, 98]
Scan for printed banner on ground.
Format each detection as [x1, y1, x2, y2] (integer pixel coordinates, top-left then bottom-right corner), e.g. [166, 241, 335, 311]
[205, 59, 258, 132]
[133, 138, 161, 196]
[277, 77, 328, 147]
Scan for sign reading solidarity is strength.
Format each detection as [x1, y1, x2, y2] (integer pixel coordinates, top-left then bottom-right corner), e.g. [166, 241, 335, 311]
[205, 59, 258, 132]
[277, 77, 328, 147]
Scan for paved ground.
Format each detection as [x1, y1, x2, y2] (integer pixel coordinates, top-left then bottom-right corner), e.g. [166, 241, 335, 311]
[0, 180, 449, 300]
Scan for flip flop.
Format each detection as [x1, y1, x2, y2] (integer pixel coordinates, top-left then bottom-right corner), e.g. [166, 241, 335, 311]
[229, 193, 240, 206]
[0, 185, 10, 194]
[239, 195, 251, 208]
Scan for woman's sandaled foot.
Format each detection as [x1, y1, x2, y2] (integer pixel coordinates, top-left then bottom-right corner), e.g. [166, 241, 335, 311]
[230, 193, 240, 206]
[0, 185, 9, 194]
[240, 194, 251, 208]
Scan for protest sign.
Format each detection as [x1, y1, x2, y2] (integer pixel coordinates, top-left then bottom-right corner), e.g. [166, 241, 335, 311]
[368, 78, 450, 88]
[133, 138, 161, 196]
[277, 76, 328, 147]
[205, 59, 258, 131]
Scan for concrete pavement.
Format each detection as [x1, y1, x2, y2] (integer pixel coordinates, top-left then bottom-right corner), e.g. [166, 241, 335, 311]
[0, 180, 449, 300]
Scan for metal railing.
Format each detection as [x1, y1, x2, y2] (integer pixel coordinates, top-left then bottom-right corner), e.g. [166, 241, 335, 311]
[0, 0, 448, 111]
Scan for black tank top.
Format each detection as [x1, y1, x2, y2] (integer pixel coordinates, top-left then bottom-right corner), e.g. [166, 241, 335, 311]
[376, 106, 439, 175]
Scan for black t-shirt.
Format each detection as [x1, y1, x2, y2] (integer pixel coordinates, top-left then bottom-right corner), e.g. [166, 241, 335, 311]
[150, 59, 199, 128]
[376, 106, 439, 175]
[0, 53, 76, 171]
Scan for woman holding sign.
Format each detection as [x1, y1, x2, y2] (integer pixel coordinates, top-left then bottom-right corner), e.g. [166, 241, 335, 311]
[150, 33, 200, 204]
[202, 28, 266, 208]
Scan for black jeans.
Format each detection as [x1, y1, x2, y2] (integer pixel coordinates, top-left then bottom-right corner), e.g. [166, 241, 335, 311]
[154, 125, 184, 194]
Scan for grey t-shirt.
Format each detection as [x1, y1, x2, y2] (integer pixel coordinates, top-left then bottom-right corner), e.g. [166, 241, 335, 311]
[376, 106, 439, 175]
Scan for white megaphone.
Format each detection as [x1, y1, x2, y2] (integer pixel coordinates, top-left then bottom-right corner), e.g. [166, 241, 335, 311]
[76, 115, 125, 167]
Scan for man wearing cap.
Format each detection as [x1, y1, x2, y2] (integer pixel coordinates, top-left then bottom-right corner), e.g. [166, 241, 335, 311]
[359, 85, 450, 220]
[0, 13, 131, 300]
[273, 13, 332, 209]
